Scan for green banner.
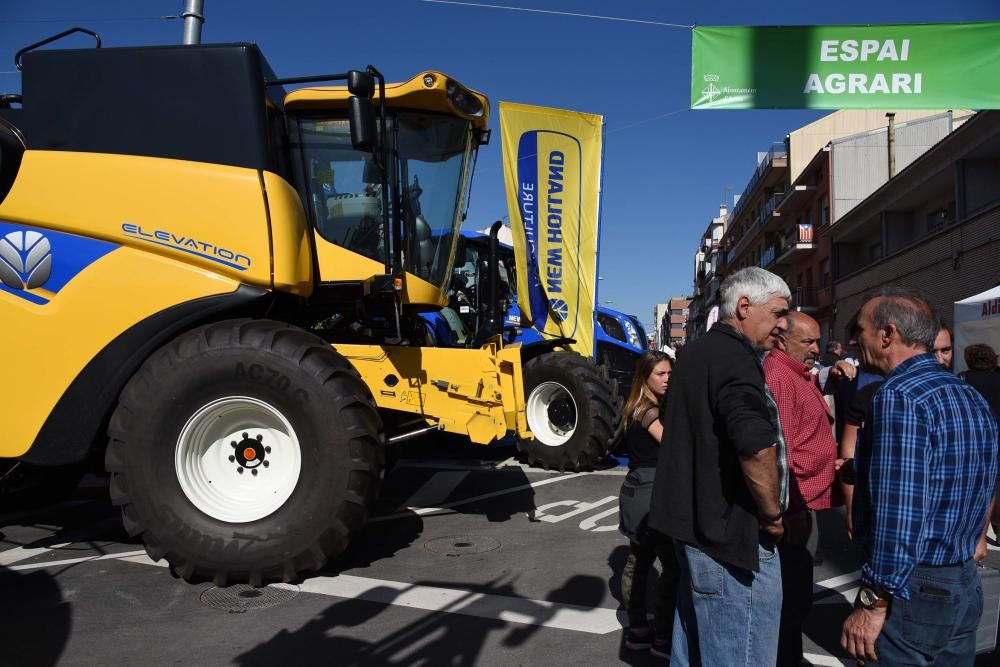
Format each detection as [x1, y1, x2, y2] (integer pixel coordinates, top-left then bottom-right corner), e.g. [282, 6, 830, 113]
[691, 22, 1000, 110]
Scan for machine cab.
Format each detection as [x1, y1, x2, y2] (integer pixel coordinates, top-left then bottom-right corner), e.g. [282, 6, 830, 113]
[284, 72, 490, 308]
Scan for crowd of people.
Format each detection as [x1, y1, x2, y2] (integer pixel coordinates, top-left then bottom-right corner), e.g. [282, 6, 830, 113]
[617, 267, 1000, 666]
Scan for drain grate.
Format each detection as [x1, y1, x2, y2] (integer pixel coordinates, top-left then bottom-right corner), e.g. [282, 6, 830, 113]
[200, 584, 299, 612]
[424, 535, 501, 557]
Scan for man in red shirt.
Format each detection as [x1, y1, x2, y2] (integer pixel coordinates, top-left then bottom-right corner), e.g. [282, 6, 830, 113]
[763, 312, 841, 667]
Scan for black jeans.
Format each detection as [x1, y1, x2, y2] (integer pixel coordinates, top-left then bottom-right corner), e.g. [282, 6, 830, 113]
[621, 538, 678, 639]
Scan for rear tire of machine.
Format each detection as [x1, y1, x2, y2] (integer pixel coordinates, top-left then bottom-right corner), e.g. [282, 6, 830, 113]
[517, 352, 620, 472]
[105, 319, 384, 586]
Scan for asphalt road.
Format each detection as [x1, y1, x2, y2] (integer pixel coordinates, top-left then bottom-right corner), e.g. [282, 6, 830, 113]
[2, 440, 999, 666]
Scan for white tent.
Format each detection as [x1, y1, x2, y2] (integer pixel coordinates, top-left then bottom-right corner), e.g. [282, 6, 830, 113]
[953, 285, 1000, 375]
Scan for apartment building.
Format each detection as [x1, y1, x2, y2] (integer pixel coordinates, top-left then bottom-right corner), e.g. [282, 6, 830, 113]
[666, 296, 692, 347]
[714, 109, 969, 342]
[829, 111, 1000, 338]
[687, 205, 728, 341]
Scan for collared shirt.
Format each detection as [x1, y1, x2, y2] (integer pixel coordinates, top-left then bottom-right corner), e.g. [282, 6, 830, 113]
[763, 349, 838, 511]
[856, 353, 998, 599]
[760, 355, 790, 515]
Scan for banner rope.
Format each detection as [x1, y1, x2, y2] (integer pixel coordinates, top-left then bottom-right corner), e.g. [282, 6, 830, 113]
[421, 0, 694, 29]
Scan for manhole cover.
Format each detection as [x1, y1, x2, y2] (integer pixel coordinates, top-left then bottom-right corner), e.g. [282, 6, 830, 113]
[424, 535, 501, 556]
[200, 584, 299, 612]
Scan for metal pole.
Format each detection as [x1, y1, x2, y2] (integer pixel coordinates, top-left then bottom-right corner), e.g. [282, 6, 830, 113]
[182, 0, 205, 45]
[886, 112, 896, 179]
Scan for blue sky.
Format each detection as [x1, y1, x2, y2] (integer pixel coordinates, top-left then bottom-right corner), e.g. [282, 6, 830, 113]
[2, 0, 997, 330]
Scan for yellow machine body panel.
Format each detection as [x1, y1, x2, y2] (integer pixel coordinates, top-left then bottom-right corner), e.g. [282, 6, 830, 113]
[311, 236, 448, 307]
[0, 150, 310, 294]
[261, 171, 314, 296]
[0, 243, 243, 458]
[334, 340, 529, 444]
[285, 71, 490, 130]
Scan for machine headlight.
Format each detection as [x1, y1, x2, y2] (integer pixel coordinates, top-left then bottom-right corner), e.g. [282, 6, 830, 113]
[624, 319, 641, 349]
[446, 80, 483, 118]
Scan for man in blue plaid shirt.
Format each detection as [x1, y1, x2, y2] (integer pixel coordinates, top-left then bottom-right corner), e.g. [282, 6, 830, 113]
[841, 288, 998, 664]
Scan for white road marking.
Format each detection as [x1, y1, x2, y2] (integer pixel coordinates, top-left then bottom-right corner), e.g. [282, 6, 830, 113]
[815, 587, 859, 606]
[394, 459, 628, 476]
[813, 570, 860, 594]
[0, 516, 123, 567]
[371, 472, 583, 522]
[8, 549, 147, 572]
[0, 541, 70, 567]
[401, 471, 469, 510]
[804, 653, 849, 666]
[273, 574, 623, 634]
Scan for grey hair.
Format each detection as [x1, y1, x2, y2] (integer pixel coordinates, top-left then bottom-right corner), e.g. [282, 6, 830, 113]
[719, 267, 791, 320]
[864, 287, 940, 351]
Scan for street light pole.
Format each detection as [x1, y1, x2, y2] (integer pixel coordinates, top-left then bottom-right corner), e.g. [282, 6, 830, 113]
[182, 0, 205, 45]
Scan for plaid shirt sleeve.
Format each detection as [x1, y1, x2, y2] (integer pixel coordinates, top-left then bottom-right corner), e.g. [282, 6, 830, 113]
[861, 386, 926, 598]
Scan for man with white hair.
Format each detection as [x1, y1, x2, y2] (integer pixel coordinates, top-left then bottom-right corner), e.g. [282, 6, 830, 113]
[650, 267, 790, 666]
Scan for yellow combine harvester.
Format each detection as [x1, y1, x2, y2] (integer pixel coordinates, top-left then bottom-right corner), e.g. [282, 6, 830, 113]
[0, 32, 618, 585]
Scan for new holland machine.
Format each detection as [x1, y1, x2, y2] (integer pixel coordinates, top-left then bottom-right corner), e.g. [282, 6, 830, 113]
[423, 230, 644, 391]
[0, 31, 619, 585]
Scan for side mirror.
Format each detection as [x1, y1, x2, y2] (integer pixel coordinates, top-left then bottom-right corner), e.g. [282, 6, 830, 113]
[347, 70, 377, 153]
[348, 97, 377, 153]
[347, 70, 374, 97]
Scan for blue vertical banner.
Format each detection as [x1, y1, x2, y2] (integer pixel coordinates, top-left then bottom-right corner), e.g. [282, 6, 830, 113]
[500, 102, 603, 356]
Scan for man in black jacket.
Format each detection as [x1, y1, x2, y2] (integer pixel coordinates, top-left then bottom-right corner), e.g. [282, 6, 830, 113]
[650, 266, 790, 666]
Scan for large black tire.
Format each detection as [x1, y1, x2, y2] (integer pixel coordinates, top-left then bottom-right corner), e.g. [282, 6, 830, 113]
[517, 352, 621, 471]
[105, 319, 384, 586]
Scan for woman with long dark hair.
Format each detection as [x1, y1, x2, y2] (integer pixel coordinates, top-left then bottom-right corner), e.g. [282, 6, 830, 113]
[618, 350, 677, 660]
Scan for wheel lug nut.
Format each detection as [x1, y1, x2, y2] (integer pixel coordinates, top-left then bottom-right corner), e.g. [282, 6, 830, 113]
[231, 441, 237, 448]
[256, 434, 263, 441]
[242, 432, 248, 439]
[251, 469, 258, 476]
[237, 468, 244, 474]
[263, 461, 270, 468]
[228, 455, 235, 462]
[265, 446, 272, 453]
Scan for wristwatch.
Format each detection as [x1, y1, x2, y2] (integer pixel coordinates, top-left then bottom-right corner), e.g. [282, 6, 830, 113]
[858, 586, 892, 609]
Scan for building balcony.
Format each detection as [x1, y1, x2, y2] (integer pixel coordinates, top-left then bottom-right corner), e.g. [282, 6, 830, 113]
[759, 244, 779, 269]
[775, 184, 816, 216]
[792, 286, 821, 313]
[775, 224, 816, 266]
[731, 142, 788, 221]
[760, 193, 785, 233]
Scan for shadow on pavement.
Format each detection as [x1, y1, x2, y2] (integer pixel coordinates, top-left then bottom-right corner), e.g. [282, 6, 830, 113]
[233, 574, 607, 667]
[0, 565, 72, 667]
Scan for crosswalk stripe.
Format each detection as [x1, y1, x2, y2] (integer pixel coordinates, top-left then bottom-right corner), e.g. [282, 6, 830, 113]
[273, 574, 624, 634]
[371, 472, 580, 522]
[813, 570, 860, 594]
[803, 653, 849, 665]
[401, 471, 469, 510]
[8, 549, 147, 571]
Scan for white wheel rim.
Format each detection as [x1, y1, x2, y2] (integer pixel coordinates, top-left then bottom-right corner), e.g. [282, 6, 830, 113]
[175, 396, 302, 523]
[526, 381, 578, 447]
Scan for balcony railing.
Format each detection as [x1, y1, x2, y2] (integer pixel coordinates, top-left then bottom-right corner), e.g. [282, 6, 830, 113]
[793, 286, 820, 310]
[760, 192, 784, 226]
[731, 142, 787, 221]
[780, 224, 814, 251]
[759, 245, 777, 268]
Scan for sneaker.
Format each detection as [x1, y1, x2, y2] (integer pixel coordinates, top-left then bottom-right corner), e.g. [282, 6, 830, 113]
[650, 637, 671, 660]
[624, 626, 652, 651]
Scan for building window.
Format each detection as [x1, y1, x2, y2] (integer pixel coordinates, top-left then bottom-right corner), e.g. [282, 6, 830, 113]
[821, 197, 830, 227]
[820, 259, 830, 289]
[869, 243, 882, 262]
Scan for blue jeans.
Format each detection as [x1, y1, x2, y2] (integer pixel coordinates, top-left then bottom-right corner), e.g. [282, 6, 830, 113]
[671, 541, 782, 666]
[875, 560, 982, 666]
